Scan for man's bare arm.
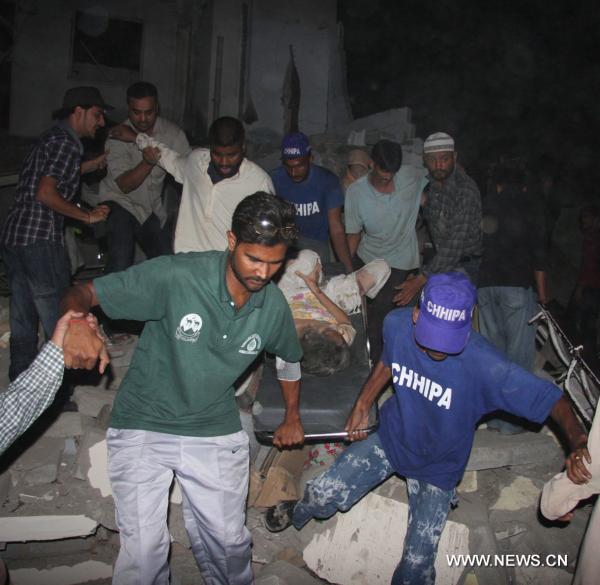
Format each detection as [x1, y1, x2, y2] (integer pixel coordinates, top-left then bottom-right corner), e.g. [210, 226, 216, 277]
[550, 395, 591, 484]
[115, 147, 161, 193]
[345, 361, 391, 441]
[347, 232, 362, 259]
[37, 177, 110, 224]
[273, 379, 304, 448]
[328, 207, 353, 273]
[60, 283, 108, 371]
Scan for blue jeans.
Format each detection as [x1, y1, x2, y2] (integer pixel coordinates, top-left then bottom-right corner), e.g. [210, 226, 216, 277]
[478, 286, 537, 433]
[477, 286, 537, 370]
[292, 433, 456, 585]
[2, 242, 71, 381]
[104, 202, 171, 275]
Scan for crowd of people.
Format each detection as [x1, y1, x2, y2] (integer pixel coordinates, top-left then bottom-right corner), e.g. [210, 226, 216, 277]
[0, 81, 597, 585]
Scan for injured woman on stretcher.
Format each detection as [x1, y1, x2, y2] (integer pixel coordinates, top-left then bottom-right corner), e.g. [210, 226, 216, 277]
[278, 249, 390, 376]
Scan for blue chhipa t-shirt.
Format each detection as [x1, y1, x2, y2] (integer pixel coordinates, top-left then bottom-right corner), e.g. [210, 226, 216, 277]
[378, 309, 562, 490]
[270, 164, 344, 241]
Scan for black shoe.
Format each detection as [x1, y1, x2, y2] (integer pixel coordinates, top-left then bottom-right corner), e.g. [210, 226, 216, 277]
[264, 501, 297, 533]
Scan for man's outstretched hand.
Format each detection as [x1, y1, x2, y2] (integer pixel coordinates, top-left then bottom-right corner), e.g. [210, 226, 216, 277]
[393, 273, 427, 306]
[62, 313, 109, 374]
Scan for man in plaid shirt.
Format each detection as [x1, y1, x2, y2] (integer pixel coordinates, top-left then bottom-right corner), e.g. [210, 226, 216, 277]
[0, 311, 107, 454]
[1, 87, 111, 381]
[394, 132, 482, 305]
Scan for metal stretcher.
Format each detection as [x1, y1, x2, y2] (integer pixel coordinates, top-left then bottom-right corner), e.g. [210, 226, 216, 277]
[253, 263, 379, 443]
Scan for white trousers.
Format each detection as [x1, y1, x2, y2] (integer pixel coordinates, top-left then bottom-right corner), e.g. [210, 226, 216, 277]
[107, 428, 252, 585]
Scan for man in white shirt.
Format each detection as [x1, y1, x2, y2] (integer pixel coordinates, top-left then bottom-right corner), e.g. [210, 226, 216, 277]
[115, 116, 274, 253]
[100, 82, 191, 271]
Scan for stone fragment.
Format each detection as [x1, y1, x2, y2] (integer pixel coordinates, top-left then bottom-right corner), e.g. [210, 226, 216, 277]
[9, 560, 112, 585]
[0, 515, 97, 541]
[458, 471, 478, 493]
[467, 430, 562, 471]
[44, 412, 83, 438]
[72, 387, 116, 417]
[257, 560, 322, 585]
[12, 436, 64, 486]
[491, 477, 541, 512]
[303, 492, 469, 585]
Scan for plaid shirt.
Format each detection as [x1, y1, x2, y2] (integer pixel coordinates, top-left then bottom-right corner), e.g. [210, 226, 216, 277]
[0, 342, 64, 454]
[2, 122, 83, 246]
[422, 166, 482, 275]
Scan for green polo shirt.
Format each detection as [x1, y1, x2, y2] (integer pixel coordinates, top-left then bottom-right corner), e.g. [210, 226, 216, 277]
[95, 251, 302, 437]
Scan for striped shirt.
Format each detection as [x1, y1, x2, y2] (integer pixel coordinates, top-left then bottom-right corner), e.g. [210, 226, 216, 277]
[2, 122, 83, 246]
[0, 342, 64, 454]
[422, 166, 482, 275]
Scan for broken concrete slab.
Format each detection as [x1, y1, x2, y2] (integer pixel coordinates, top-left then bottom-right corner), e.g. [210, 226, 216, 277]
[466, 429, 563, 472]
[44, 412, 84, 438]
[9, 559, 112, 585]
[458, 471, 478, 493]
[72, 387, 116, 418]
[451, 492, 510, 585]
[256, 560, 322, 585]
[0, 515, 97, 541]
[491, 477, 541, 512]
[514, 565, 572, 585]
[302, 492, 469, 585]
[73, 429, 106, 486]
[12, 436, 64, 486]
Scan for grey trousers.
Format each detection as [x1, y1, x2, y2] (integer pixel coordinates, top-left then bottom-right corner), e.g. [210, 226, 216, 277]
[107, 428, 252, 585]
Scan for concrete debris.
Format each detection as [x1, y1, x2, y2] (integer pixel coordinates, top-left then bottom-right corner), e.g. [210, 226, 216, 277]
[302, 492, 469, 585]
[466, 429, 563, 471]
[75, 431, 111, 498]
[458, 471, 478, 493]
[514, 566, 572, 585]
[491, 477, 541, 512]
[12, 436, 64, 486]
[0, 514, 98, 542]
[72, 387, 116, 418]
[44, 412, 85, 438]
[256, 560, 322, 585]
[9, 560, 112, 585]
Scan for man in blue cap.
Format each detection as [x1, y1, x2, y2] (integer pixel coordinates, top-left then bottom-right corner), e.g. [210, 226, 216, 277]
[271, 132, 353, 272]
[265, 271, 590, 585]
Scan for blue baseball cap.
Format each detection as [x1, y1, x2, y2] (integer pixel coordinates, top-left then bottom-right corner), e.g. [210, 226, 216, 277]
[414, 272, 477, 354]
[281, 132, 311, 159]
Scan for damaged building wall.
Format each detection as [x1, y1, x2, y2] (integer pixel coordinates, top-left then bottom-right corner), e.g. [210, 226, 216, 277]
[248, 0, 343, 138]
[9, 0, 188, 137]
[8, 0, 351, 141]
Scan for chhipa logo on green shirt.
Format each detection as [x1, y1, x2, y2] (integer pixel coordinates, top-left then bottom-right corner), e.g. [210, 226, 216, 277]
[239, 333, 262, 355]
[175, 313, 203, 343]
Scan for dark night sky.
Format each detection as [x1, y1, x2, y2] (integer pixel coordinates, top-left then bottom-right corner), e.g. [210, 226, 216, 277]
[339, 0, 600, 192]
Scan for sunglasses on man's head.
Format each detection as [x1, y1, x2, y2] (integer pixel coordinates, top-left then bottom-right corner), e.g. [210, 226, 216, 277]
[254, 219, 299, 241]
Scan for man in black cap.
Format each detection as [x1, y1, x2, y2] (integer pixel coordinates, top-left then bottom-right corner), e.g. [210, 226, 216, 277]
[1, 86, 112, 381]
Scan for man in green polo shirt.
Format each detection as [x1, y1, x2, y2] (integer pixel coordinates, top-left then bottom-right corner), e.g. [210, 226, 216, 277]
[60, 192, 303, 585]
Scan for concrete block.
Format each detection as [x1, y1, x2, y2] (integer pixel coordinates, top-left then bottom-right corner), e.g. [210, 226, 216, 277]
[0, 514, 97, 541]
[44, 412, 84, 438]
[302, 492, 469, 585]
[0, 469, 11, 504]
[72, 387, 116, 418]
[257, 560, 321, 585]
[458, 471, 478, 493]
[514, 566, 572, 585]
[9, 560, 112, 585]
[466, 429, 562, 471]
[13, 436, 64, 486]
[451, 493, 510, 585]
[491, 477, 541, 512]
